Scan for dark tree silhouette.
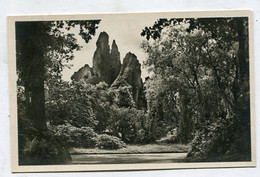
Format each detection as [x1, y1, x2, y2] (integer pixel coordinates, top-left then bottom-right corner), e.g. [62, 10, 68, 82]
[16, 20, 100, 164]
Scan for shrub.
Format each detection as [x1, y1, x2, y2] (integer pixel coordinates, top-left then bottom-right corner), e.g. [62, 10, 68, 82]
[22, 131, 71, 165]
[187, 119, 237, 161]
[95, 134, 126, 149]
[45, 80, 99, 128]
[52, 123, 98, 148]
[108, 107, 147, 143]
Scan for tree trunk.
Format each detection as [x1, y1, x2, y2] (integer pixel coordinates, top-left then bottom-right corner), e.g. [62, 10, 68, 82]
[25, 78, 46, 132]
[18, 22, 47, 133]
[177, 90, 193, 143]
[234, 18, 251, 160]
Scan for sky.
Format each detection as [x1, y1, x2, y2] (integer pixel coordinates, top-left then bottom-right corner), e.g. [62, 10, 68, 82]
[61, 15, 158, 81]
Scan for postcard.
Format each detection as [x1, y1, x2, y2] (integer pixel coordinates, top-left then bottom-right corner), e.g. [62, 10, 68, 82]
[8, 10, 255, 172]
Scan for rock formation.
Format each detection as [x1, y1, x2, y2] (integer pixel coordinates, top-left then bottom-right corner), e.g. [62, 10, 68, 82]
[92, 32, 121, 85]
[71, 64, 93, 82]
[109, 40, 121, 83]
[111, 52, 146, 108]
[71, 32, 121, 85]
[71, 32, 146, 108]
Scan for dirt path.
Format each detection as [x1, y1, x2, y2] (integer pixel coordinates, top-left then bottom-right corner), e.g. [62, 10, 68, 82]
[71, 153, 188, 164]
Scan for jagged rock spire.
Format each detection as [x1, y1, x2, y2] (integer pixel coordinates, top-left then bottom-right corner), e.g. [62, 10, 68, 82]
[112, 52, 146, 108]
[71, 32, 146, 108]
[92, 32, 121, 85]
[110, 40, 121, 84]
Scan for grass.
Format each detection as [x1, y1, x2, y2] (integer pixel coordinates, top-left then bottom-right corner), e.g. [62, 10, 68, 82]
[69, 143, 191, 155]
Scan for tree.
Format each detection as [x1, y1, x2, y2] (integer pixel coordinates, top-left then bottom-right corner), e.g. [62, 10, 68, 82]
[45, 80, 99, 128]
[16, 20, 100, 164]
[16, 20, 100, 132]
[141, 18, 250, 160]
[143, 75, 179, 141]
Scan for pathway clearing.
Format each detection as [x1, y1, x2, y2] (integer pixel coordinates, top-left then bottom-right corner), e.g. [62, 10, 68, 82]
[71, 153, 188, 164]
[70, 143, 190, 155]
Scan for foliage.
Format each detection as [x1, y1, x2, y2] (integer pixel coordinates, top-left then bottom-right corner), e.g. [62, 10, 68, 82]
[144, 75, 180, 141]
[141, 18, 250, 160]
[16, 20, 100, 132]
[16, 16, 250, 164]
[45, 79, 99, 128]
[45, 76, 146, 146]
[45, 78, 147, 145]
[50, 123, 98, 148]
[16, 20, 100, 165]
[141, 18, 243, 42]
[106, 106, 146, 143]
[16, 20, 101, 84]
[21, 131, 71, 165]
[17, 86, 26, 119]
[95, 134, 126, 150]
[110, 80, 136, 108]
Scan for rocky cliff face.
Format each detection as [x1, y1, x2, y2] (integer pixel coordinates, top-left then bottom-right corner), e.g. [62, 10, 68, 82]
[92, 32, 121, 85]
[112, 52, 146, 108]
[71, 32, 146, 108]
[71, 64, 93, 81]
[109, 40, 121, 83]
[112, 53, 141, 88]
[71, 32, 121, 85]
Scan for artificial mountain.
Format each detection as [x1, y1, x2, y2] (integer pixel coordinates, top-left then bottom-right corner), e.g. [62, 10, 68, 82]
[71, 31, 146, 109]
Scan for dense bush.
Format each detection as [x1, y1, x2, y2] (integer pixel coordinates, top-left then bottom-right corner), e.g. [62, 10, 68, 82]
[51, 123, 98, 148]
[45, 80, 99, 128]
[21, 131, 71, 165]
[46, 79, 149, 146]
[108, 107, 147, 143]
[95, 134, 126, 149]
[186, 119, 248, 161]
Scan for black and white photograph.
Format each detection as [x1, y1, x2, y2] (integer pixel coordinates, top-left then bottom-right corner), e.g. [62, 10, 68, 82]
[8, 11, 255, 172]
